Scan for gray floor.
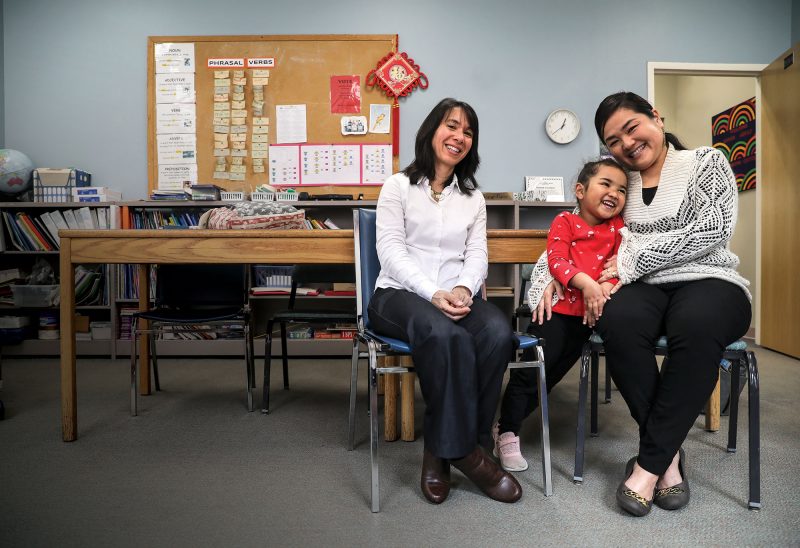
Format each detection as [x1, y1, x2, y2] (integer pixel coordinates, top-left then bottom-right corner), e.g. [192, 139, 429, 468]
[0, 345, 799, 547]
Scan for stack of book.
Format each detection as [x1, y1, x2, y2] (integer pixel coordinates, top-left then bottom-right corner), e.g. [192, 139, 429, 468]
[72, 187, 122, 202]
[118, 306, 138, 340]
[190, 184, 223, 201]
[74, 265, 106, 306]
[150, 189, 191, 200]
[0, 268, 27, 306]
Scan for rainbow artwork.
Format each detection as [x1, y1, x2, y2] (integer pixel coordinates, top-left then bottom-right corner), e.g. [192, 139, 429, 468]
[712, 97, 756, 192]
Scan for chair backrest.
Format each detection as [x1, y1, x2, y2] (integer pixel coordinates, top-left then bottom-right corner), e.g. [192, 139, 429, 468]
[353, 208, 379, 330]
[155, 264, 247, 308]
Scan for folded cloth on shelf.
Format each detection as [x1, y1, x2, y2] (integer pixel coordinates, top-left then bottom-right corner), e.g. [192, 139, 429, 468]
[200, 204, 306, 230]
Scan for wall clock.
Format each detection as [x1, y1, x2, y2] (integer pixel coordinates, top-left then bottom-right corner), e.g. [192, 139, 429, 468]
[545, 109, 580, 144]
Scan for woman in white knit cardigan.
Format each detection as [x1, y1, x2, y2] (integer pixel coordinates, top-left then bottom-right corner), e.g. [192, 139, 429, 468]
[529, 92, 751, 517]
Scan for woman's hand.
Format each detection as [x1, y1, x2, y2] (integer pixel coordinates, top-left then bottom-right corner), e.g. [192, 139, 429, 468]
[581, 280, 610, 328]
[532, 279, 564, 325]
[597, 255, 619, 284]
[432, 290, 471, 321]
[451, 285, 474, 308]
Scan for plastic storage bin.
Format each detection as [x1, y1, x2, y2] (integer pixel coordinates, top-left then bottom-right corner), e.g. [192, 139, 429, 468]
[11, 285, 60, 307]
[33, 169, 91, 202]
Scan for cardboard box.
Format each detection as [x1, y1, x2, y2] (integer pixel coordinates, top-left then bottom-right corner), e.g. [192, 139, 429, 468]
[74, 314, 90, 333]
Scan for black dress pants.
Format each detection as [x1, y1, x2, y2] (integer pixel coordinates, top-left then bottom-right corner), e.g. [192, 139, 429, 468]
[499, 312, 591, 435]
[368, 287, 515, 459]
[594, 279, 751, 475]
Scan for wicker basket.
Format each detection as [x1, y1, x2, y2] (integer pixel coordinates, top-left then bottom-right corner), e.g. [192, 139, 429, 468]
[220, 191, 246, 202]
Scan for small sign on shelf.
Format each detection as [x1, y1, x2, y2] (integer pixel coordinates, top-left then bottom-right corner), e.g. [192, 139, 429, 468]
[519, 176, 565, 202]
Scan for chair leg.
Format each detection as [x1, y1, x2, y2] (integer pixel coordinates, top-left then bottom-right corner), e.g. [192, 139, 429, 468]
[280, 322, 290, 390]
[535, 345, 553, 496]
[262, 320, 274, 414]
[590, 347, 599, 437]
[368, 342, 381, 513]
[348, 337, 360, 451]
[130, 319, 139, 416]
[746, 351, 761, 510]
[604, 362, 612, 403]
[727, 356, 742, 453]
[150, 332, 160, 392]
[574, 342, 591, 483]
[244, 322, 253, 412]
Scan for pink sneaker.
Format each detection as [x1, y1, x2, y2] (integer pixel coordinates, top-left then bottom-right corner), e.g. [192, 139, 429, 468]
[493, 430, 529, 472]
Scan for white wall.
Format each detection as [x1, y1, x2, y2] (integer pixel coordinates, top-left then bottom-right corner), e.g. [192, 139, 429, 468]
[2, 0, 793, 199]
[655, 74, 757, 326]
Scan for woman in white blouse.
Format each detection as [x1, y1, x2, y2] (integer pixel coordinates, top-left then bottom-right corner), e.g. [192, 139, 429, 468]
[369, 98, 521, 505]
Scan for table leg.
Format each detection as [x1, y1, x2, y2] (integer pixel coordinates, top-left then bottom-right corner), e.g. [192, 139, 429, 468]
[705, 373, 721, 432]
[60, 239, 77, 441]
[138, 264, 151, 396]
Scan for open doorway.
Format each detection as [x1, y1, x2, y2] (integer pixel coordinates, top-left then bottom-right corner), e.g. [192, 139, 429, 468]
[649, 63, 765, 338]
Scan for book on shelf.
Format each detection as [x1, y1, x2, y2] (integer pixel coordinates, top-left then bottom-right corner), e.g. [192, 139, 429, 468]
[15, 212, 54, 251]
[39, 212, 61, 245]
[150, 190, 191, 200]
[322, 290, 356, 296]
[322, 218, 340, 229]
[62, 209, 81, 230]
[250, 286, 319, 296]
[0, 268, 26, 285]
[190, 184, 223, 201]
[72, 187, 122, 202]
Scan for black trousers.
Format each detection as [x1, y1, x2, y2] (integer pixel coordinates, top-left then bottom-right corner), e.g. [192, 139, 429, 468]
[368, 287, 515, 459]
[499, 312, 591, 435]
[595, 279, 751, 475]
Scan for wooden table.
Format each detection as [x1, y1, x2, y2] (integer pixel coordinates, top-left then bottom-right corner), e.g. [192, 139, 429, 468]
[58, 228, 548, 441]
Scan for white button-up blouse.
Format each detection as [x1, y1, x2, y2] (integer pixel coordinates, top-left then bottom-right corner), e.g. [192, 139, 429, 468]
[374, 172, 488, 301]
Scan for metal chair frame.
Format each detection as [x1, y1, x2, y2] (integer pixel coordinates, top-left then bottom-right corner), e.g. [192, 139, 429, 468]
[573, 335, 761, 510]
[346, 208, 552, 512]
[129, 265, 255, 415]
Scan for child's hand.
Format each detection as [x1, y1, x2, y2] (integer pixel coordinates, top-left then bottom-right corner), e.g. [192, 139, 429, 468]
[581, 280, 608, 328]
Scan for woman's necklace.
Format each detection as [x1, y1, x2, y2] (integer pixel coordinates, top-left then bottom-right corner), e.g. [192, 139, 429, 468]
[431, 187, 443, 202]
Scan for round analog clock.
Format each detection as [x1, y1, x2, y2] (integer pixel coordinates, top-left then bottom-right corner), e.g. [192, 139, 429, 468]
[545, 109, 581, 144]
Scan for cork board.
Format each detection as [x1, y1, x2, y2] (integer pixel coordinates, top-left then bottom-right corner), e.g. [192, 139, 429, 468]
[147, 35, 399, 199]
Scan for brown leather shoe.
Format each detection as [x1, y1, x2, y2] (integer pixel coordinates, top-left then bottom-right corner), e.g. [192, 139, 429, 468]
[451, 446, 522, 503]
[421, 448, 451, 504]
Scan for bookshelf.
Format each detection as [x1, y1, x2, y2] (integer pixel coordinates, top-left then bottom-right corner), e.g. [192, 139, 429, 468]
[0, 202, 119, 357]
[1, 199, 572, 358]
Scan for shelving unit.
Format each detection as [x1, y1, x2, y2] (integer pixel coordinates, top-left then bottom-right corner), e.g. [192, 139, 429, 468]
[0, 202, 119, 357]
[1, 199, 573, 358]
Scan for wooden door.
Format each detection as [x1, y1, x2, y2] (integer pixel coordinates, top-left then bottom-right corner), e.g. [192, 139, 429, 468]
[760, 43, 800, 358]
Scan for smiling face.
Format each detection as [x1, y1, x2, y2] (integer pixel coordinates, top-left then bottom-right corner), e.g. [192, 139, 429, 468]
[575, 164, 628, 226]
[431, 107, 473, 177]
[601, 107, 667, 174]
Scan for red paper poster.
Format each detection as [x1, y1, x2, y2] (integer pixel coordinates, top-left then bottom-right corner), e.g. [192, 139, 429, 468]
[330, 75, 362, 114]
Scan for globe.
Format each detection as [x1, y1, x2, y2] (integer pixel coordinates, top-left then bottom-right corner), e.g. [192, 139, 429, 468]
[0, 149, 34, 196]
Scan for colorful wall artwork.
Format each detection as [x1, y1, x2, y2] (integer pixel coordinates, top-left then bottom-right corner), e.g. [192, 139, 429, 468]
[711, 97, 756, 192]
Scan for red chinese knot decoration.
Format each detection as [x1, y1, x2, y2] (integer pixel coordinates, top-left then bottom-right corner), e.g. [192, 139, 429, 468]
[366, 51, 429, 98]
[366, 51, 429, 155]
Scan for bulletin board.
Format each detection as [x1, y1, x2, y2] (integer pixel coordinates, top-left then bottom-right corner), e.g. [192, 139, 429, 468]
[147, 34, 400, 198]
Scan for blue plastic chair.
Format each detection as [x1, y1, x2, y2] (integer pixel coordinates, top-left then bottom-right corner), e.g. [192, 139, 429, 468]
[346, 208, 552, 512]
[573, 333, 761, 510]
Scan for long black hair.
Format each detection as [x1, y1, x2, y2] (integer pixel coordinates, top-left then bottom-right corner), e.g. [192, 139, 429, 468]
[402, 98, 480, 194]
[594, 91, 686, 151]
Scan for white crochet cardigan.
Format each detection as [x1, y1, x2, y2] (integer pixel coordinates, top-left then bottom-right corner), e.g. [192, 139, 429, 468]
[528, 146, 751, 309]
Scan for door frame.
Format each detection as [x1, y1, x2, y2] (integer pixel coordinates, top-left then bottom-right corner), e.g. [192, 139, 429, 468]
[647, 62, 767, 342]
